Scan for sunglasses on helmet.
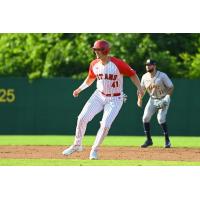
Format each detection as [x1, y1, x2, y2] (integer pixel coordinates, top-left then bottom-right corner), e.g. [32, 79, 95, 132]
[92, 48, 105, 52]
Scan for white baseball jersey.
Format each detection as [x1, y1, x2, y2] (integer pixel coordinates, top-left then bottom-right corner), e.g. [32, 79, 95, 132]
[141, 71, 173, 99]
[73, 57, 136, 151]
[88, 57, 136, 95]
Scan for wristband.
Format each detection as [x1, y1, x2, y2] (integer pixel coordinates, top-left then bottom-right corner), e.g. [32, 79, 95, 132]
[79, 81, 89, 91]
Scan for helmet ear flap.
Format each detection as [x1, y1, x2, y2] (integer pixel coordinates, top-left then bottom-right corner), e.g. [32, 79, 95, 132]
[102, 48, 110, 55]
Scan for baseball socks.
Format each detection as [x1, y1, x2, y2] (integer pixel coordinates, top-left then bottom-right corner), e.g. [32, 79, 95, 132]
[141, 122, 153, 147]
[160, 122, 171, 148]
[144, 122, 152, 141]
[160, 122, 170, 141]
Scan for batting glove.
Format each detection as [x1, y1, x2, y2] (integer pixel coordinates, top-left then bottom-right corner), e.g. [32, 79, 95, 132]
[123, 94, 128, 103]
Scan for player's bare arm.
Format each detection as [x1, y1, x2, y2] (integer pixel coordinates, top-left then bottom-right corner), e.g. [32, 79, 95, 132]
[166, 86, 174, 96]
[137, 88, 146, 107]
[73, 76, 96, 97]
[129, 74, 144, 106]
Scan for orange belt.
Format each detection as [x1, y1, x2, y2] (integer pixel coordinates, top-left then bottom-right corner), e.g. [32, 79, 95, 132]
[101, 92, 121, 97]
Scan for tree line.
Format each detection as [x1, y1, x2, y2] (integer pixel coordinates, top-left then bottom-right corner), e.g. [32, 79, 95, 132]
[0, 33, 200, 79]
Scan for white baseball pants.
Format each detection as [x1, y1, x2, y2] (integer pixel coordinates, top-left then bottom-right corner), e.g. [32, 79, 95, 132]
[74, 90, 123, 151]
[142, 97, 170, 124]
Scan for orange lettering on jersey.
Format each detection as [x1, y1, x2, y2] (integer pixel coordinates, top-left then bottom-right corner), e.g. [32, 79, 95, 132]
[147, 84, 160, 91]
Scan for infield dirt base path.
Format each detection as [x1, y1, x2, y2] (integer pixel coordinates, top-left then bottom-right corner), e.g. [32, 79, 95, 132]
[0, 146, 200, 162]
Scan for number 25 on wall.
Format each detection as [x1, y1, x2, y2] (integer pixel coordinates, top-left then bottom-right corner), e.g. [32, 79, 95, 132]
[0, 89, 15, 103]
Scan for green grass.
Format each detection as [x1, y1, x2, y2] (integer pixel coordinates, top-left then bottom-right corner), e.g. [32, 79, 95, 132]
[0, 135, 200, 166]
[0, 159, 200, 166]
[0, 135, 200, 147]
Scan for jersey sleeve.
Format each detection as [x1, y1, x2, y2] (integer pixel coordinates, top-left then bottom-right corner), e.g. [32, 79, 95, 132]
[110, 57, 136, 77]
[162, 73, 173, 88]
[88, 59, 99, 79]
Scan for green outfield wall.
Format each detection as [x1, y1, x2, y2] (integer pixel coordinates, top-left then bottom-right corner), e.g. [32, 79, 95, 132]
[0, 77, 199, 135]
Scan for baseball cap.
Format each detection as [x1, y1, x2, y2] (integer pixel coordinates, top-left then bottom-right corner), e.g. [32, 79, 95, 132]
[146, 59, 156, 65]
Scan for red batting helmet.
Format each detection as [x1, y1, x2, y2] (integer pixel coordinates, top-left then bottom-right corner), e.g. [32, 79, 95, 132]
[92, 40, 110, 55]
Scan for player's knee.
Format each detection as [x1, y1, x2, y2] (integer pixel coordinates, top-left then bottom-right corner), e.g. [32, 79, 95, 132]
[99, 119, 111, 129]
[142, 115, 151, 123]
[77, 115, 89, 126]
[157, 116, 166, 124]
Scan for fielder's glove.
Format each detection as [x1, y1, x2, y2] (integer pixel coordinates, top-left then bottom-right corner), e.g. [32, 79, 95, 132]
[155, 100, 167, 109]
[162, 94, 170, 108]
[155, 95, 170, 109]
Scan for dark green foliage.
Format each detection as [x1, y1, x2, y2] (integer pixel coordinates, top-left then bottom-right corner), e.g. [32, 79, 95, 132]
[0, 33, 200, 79]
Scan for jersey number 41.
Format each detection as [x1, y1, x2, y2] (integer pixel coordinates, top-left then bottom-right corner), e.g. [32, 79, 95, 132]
[111, 81, 119, 88]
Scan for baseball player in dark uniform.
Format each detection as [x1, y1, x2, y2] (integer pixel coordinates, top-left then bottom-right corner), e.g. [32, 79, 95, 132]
[137, 59, 174, 148]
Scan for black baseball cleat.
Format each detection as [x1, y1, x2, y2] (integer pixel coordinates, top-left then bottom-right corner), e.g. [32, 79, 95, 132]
[165, 140, 171, 148]
[141, 139, 153, 148]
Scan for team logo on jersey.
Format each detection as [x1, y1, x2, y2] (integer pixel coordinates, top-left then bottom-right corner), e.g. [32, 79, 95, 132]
[147, 84, 161, 93]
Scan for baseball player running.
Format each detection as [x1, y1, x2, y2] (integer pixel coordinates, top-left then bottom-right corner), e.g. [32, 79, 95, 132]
[63, 40, 144, 160]
[137, 59, 174, 148]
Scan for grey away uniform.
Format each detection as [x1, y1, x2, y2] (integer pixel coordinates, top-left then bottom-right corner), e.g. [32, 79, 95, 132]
[141, 70, 174, 148]
[141, 70, 173, 124]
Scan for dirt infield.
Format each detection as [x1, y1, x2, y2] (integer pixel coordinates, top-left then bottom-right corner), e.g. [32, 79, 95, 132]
[0, 146, 200, 161]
